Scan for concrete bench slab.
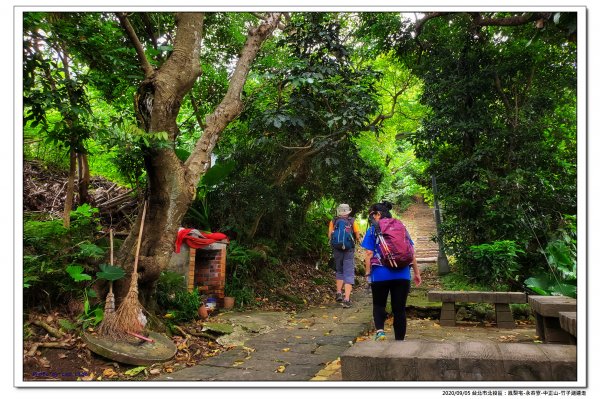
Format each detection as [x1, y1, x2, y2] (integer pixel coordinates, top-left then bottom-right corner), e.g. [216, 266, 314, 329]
[341, 340, 576, 381]
[559, 311, 577, 338]
[528, 295, 576, 317]
[528, 296, 576, 344]
[427, 291, 527, 328]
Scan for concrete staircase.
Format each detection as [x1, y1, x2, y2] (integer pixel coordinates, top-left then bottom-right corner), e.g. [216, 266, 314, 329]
[397, 202, 439, 264]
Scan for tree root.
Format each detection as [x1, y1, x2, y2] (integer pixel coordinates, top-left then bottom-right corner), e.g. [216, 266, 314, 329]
[26, 341, 73, 357]
[174, 325, 218, 341]
[30, 320, 65, 339]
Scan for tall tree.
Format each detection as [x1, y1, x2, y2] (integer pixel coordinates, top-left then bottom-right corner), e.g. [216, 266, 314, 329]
[108, 12, 283, 300]
[408, 12, 577, 285]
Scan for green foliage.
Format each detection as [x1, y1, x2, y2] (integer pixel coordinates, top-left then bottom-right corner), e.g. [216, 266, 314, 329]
[183, 160, 236, 230]
[462, 240, 524, 290]
[156, 271, 201, 322]
[400, 13, 577, 287]
[224, 240, 283, 307]
[23, 205, 105, 306]
[211, 14, 386, 246]
[58, 318, 78, 332]
[524, 215, 577, 298]
[79, 288, 104, 328]
[22, 205, 125, 329]
[96, 264, 126, 281]
[21, 11, 577, 310]
[440, 270, 493, 292]
[65, 265, 93, 282]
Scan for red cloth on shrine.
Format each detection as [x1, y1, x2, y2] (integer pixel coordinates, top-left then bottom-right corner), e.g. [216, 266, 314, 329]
[175, 228, 228, 253]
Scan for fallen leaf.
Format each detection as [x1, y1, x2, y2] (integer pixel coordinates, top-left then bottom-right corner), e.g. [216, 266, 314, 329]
[58, 353, 67, 359]
[177, 342, 188, 351]
[164, 367, 174, 373]
[276, 365, 286, 373]
[149, 368, 161, 375]
[102, 368, 118, 378]
[233, 361, 245, 367]
[80, 373, 95, 381]
[281, 348, 291, 352]
[124, 366, 146, 377]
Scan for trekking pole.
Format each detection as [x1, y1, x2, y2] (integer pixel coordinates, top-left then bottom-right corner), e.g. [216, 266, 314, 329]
[378, 235, 398, 267]
[372, 219, 398, 268]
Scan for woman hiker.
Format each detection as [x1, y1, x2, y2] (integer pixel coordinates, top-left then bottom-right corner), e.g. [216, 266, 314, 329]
[328, 203, 361, 308]
[361, 201, 422, 341]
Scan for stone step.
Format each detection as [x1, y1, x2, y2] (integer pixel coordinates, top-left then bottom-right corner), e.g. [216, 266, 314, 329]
[341, 340, 576, 381]
[398, 202, 440, 260]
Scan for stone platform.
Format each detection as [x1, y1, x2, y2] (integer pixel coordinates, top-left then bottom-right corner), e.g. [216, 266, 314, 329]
[341, 340, 576, 381]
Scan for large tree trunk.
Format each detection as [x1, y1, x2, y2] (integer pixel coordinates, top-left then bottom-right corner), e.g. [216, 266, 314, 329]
[114, 12, 282, 303]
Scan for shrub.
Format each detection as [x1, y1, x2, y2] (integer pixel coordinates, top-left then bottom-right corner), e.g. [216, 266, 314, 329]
[23, 205, 105, 308]
[460, 240, 524, 290]
[524, 215, 576, 298]
[156, 270, 201, 322]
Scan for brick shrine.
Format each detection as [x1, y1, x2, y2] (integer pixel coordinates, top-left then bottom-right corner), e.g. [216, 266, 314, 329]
[186, 242, 228, 306]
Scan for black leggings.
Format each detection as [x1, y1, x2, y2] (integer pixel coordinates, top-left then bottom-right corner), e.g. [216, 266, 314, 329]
[371, 279, 411, 340]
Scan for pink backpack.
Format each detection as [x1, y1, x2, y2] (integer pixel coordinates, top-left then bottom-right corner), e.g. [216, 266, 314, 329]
[376, 218, 414, 268]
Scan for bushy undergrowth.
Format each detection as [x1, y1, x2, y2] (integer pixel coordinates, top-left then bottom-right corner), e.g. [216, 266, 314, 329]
[459, 240, 524, 290]
[155, 270, 201, 323]
[23, 204, 107, 310]
[224, 240, 285, 308]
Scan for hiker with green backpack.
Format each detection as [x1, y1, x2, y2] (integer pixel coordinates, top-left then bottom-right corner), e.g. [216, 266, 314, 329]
[328, 204, 361, 308]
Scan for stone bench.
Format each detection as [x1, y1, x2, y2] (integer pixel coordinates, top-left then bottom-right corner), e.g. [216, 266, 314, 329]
[428, 291, 527, 328]
[341, 340, 576, 381]
[528, 295, 576, 344]
[559, 312, 577, 339]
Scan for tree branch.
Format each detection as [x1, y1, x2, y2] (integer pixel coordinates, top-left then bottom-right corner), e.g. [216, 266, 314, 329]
[415, 12, 553, 37]
[116, 12, 154, 78]
[140, 13, 159, 51]
[251, 11, 287, 30]
[415, 12, 451, 36]
[185, 12, 283, 181]
[368, 75, 414, 128]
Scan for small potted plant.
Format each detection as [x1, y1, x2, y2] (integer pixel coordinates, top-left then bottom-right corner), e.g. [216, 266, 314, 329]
[223, 284, 235, 310]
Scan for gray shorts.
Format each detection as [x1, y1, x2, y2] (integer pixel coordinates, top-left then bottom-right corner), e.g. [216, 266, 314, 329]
[333, 248, 355, 285]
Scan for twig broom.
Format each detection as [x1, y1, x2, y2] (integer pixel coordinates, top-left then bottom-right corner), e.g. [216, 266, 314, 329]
[101, 229, 116, 321]
[98, 201, 148, 339]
